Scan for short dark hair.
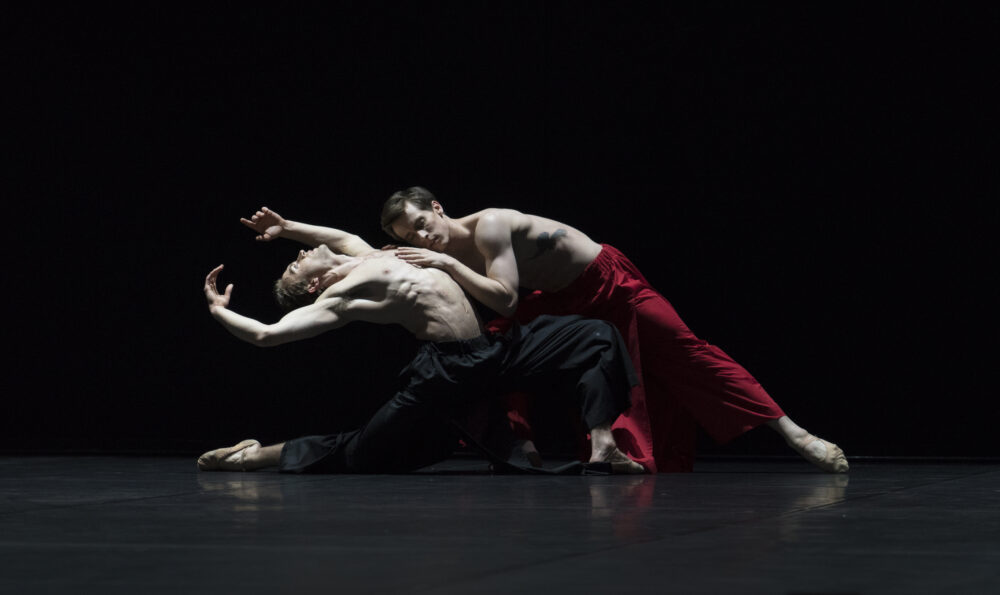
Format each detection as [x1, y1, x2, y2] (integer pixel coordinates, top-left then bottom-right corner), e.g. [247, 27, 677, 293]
[273, 278, 314, 311]
[380, 186, 436, 241]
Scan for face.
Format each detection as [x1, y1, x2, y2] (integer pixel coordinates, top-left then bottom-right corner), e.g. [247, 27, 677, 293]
[390, 201, 448, 251]
[280, 244, 342, 289]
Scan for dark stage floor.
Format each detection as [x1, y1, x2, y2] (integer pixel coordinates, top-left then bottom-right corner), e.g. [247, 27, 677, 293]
[1, 456, 997, 594]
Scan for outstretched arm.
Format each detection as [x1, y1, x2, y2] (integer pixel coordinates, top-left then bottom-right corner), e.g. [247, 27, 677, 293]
[240, 207, 376, 257]
[204, 264, 370, 347]
[395, 213, 519, 316]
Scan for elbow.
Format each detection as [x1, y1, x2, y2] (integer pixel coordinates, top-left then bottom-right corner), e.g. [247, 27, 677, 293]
[496, 305, 517, 318]
[253, 330, 279, 348]
[496, 296, 518, 318]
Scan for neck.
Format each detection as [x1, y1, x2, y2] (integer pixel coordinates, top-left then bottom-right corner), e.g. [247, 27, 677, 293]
[319, 256, 362, 290]
[445, 215, 476, 254]
[333, 256, 362, 275]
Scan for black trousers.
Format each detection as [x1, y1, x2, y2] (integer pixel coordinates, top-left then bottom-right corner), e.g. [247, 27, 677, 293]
[278, 315, 637, 474]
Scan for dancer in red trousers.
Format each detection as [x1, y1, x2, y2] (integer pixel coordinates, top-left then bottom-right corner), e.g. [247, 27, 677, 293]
[378, 187, 849, 474]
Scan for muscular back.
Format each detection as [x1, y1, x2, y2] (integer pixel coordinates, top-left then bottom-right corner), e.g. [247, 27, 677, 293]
[458, 209, 602, 292]
[320, 252, 483, 342]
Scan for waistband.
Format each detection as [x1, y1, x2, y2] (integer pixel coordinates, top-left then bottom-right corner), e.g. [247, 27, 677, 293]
[547, 243, 626, 297]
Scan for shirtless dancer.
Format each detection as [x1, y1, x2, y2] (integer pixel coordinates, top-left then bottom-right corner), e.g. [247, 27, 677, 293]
[198, 208, 644, 474]
[379, 187, 849, 474]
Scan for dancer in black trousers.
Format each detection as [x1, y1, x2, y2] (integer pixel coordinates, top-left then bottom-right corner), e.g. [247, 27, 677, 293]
[199, 226, 643, 474]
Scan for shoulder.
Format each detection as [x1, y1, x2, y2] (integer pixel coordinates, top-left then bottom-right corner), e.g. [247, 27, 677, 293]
[479, 207, 518, 218]
[474, 208, 527, 235]
[472, 209, 518, 251]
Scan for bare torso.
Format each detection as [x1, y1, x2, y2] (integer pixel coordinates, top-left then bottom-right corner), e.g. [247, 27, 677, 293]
[323, 251, 484, 342]
[454, 209, 602, 292]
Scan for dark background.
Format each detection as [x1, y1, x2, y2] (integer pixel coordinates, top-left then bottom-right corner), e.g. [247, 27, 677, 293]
[5, 3, 997, 458]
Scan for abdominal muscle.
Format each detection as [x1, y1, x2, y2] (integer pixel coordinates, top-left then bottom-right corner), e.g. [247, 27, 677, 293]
[374, 259, 483, 342]
[412, 268, 483, 341]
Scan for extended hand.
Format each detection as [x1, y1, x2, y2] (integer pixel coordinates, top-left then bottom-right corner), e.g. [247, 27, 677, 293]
[204, 264, 234, 311]
[394, 247, 456, 270]
[240, 206, 287, 241]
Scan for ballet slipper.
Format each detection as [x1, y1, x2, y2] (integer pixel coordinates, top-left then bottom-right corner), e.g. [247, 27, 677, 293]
[608, 455, 647, 475]
[589, 447, 647, 475]
[513, 438, 544, 468]
[794, 435, 849, 473]
[197, 439, 260, 471]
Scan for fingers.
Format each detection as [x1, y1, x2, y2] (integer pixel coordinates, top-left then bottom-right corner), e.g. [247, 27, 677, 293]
[203, 265, 233, 307]
[205, 264, 224, 294]
[240, 210, 269, 226]
[395, 254, 426, 268]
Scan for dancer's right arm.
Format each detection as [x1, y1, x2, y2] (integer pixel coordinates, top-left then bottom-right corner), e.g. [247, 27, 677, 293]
[240, 206, 375, 256]
[204, 264, 392, 347]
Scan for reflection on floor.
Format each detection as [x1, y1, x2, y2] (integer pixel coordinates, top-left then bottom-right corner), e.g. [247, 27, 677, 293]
[1, 456, 997, 594]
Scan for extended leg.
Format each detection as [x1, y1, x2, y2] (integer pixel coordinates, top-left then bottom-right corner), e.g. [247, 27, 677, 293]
[628, 284, 849, 473]
[198, 387, 456, 474]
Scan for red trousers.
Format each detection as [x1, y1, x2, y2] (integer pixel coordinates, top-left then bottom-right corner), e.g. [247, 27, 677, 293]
[489, 245, 784, 472]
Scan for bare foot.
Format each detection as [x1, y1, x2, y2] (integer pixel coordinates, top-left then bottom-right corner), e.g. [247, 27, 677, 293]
[590, 444, 647, 474]
[514, 439, 544, 468]
[197, 439, 261, 471]
[788, 434, 849, 473]
[589, 423, 646, 474]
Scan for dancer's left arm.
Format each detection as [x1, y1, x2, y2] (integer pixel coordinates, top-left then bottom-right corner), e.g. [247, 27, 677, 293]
[395, 213, 519, 315]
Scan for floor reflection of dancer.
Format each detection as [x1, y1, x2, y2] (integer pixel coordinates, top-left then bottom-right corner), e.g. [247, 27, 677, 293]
[198, 210, 644, 474]
[379, 187, 848, 473]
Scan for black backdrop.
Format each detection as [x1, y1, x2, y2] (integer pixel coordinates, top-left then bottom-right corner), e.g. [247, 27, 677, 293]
[5, 3, 997, 458]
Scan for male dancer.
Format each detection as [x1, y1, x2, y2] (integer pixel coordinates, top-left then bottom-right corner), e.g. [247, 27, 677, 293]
[380, 187, 849, 473]
[198, 214, 644, 474]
